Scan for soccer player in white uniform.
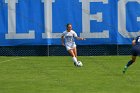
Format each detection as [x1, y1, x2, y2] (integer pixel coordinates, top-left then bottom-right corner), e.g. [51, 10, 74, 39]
[61, 23, 85, 66]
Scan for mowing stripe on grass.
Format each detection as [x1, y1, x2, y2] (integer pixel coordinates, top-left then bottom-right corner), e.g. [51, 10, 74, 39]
[0, 57, 25, 64]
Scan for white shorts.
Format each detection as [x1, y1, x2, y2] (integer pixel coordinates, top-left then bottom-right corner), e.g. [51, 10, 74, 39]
[65, 43, 76, 51]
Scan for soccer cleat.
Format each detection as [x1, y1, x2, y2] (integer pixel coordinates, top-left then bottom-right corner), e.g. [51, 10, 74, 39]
[123, 70, 125, 74]
[123, 67, 127, 74]
[74, 62, 77, 66]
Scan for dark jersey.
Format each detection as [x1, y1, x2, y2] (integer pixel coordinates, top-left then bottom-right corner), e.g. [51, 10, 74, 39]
[132, 36, 140, 56]
[135, 36, 140, 45]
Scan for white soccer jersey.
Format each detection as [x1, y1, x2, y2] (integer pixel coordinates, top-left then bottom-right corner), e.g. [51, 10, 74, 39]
[62, 30, 77, 50]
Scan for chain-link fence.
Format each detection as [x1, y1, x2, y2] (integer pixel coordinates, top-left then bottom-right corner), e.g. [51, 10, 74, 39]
[0, 45, 132, 56]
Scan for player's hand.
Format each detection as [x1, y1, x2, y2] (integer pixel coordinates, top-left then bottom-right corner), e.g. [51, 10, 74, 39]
[62, 43, 65, 46]
[82, 38, 86, 40]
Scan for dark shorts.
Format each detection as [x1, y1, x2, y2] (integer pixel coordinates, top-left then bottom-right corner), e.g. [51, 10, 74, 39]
[131, 45, 140, 56]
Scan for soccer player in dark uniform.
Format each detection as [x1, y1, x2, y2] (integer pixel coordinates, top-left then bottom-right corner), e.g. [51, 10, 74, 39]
[123, 36, 140, 73]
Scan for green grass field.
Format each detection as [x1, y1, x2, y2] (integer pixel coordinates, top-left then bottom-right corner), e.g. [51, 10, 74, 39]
[0, 56, 140, 93]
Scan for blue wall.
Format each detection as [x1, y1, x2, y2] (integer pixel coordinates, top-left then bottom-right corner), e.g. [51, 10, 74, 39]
[0, 0, 140, 46]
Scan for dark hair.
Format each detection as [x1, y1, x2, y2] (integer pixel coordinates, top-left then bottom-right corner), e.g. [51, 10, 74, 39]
[66, 23, 72, 27]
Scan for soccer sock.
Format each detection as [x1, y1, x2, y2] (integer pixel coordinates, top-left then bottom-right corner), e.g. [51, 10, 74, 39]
[72, 57, 77, 63]
[126, 60, 134, 68]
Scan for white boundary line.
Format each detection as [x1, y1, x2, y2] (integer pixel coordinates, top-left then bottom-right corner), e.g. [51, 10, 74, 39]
[0, 57, 25, 64]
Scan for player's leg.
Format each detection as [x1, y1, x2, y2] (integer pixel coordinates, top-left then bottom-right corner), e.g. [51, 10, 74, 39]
[72, 46, 78, 65]
[123, 56, 136, 73]
[127, 56, 136, 67]
[73, 47, 77, 58]
[67, 49, 78, 66]
[68, 49, 75, 57]
[123, 46, 137, 73]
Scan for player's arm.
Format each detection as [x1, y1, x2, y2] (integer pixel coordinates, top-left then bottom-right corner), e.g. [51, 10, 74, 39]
[73, 32, 85, 40]
[132, 39, 136, 46]
[76, 37, 86, 40]
[61, 35, 65, 46]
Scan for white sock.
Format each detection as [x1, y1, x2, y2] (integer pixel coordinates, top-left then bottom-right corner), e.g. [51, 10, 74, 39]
[72, 57, 77, 63]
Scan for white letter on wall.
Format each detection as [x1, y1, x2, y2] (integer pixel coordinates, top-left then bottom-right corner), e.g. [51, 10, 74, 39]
[42, 0, 62, 38]
[5, 0, 35, 39]
[118, 0, 140, 38]
[79, 0, 109, 38]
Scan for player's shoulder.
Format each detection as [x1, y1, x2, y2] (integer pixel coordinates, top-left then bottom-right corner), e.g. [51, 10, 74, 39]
[71, 30, 76, 33]
[63, 30, 67, 32]
[62, 30, 67, 34]
[71, 30, 75, 32]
